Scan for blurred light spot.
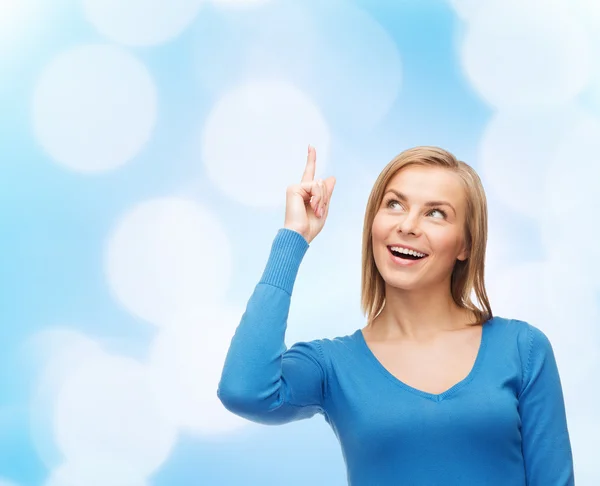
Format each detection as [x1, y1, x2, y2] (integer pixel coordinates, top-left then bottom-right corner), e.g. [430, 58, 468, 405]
[32, 44, 156, 173]
[43, 463, 148, 486]
[148, 305, 250, 435]
[192, 1, 316, 96]
[44, 462, 148, 486]
[45, 465, 148, 486]
[570, 0, 600, 35]
[202, 79, 331, 208]
[105, 198, 232, 326]
[27, 329, 105, 470]
[448, 0, 483, 20]
[541, 113, 600, 286]
[460, 0, 591, 110]
[0, 0, 39, 52]
[479, 106, 583, 218]
[82, 0, 203, 46]
[587, 74, 600, 115]
[485, 217, 524, 281]
[300, 4, 403, 130]
[0, 479, 19, 486]
[0, 0, 21, 20]
[53, 354, 177, 484]
[193, 3, 401, 131]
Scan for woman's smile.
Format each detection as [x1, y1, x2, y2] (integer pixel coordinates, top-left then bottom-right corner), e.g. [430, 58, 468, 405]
[387, 245, 429, 267]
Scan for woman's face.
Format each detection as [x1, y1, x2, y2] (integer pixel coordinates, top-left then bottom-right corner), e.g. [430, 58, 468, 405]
[371, 165, 469, 292]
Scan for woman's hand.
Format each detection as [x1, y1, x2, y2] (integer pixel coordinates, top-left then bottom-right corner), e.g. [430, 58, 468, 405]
[284, 145, 336, 244]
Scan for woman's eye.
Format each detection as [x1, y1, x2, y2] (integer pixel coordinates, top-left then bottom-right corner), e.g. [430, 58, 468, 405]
[429, 209, 446, 219]
[385, 199, 446, 219]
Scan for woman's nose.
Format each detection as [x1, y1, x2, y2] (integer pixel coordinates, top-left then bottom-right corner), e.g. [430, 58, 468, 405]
[397, 214, 420, 236]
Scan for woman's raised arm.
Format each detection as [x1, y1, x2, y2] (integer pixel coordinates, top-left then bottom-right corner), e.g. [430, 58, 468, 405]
[217, 146, 336, 424]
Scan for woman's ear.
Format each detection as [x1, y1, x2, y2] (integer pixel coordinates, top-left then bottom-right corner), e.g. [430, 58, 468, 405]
[457, 243, 470, 262]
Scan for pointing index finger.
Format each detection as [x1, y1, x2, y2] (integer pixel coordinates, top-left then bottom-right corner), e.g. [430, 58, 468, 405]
[301, 144, 316, 183]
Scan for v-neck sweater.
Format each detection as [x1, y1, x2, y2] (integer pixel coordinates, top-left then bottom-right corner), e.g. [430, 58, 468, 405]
[218, 228, 575, 485]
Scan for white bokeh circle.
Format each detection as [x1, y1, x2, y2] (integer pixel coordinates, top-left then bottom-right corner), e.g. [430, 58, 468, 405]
[28, 329, 106, 469]
[569, 0, 600, 42]
[479, 106, 583, 218]
[0, 0, 39, 52]
[485, 215, 526, 282]
[53, 353, 177, 483]
[541, 113, 600, 286]
[105, 197, 232, 326]
[192, 1, 317, 96]
[448, 0, 484, 20]
[302, 4, 403, 130]
[202, 79, 331, 208]
[32, 44, 157, 173]
[460, 0, 591, 109]
[147, 304, 250, 435]
[588, 73, 600, 116]
[44, 462, 148, 486]
[193, 3, 401, 131]
[543, 114, 600, 221]
[44, 464, 148, 486]
[82, 0, 203, 46]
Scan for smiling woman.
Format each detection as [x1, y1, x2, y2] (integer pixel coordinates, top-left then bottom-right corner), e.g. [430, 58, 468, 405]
[362, 147, 491, 331]
[217, 145, 574, 485]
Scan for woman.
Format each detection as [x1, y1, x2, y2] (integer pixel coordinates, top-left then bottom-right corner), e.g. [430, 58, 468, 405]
[217, 146, 574, 485]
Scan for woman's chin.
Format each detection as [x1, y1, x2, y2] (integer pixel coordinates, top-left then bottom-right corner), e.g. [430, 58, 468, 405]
[384, 278, 425, 292]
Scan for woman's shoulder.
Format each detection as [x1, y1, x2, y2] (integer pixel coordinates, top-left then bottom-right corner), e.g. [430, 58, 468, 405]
[312, 329, 363, 354]
[288, 329, 362, 359]
[295, 329, 364, 368]
[311, 318, 554, 363]
[317, 318, 548, 346]
[486, 315, 545, 335]
[485, 315, 554, 358]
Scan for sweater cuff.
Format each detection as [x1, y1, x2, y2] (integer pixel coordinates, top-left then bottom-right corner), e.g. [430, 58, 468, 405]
[259, 228, 309, 295]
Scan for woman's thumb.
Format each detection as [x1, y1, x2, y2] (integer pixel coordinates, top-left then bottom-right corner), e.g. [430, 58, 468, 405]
[325, 176, 336, 196]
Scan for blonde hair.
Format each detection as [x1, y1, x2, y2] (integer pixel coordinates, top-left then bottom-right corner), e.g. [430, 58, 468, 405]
[360, 146, 492, 326]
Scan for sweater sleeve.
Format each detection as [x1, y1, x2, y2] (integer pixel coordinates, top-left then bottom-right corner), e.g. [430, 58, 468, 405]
[217, 228, 328, 425]
[517, 321, 575, 485]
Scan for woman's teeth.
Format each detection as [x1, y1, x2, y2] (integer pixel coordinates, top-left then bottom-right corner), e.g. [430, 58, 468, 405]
[389, 246, 426, 259]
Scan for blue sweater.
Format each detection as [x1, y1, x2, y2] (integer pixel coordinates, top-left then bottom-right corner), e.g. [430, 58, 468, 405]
[218, 228, 575, 485]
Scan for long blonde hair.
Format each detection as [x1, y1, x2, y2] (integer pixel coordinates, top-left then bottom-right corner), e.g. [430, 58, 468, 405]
[360, 146, 492, 326]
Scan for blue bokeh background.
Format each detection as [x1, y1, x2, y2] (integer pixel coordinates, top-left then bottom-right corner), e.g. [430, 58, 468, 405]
[2, 0, 599, 484]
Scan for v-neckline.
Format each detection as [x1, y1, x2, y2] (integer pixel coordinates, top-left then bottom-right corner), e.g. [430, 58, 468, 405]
[355, 319, 491, 402]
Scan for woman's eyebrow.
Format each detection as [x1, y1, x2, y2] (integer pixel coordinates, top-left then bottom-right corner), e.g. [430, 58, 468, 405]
[383, 189, 456, 215]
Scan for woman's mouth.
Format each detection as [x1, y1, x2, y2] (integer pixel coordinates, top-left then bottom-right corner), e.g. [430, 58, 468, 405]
[387, 245, 428, 266]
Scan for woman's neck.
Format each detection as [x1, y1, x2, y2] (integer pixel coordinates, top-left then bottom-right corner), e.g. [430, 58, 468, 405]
[367, 286, 476, 342]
